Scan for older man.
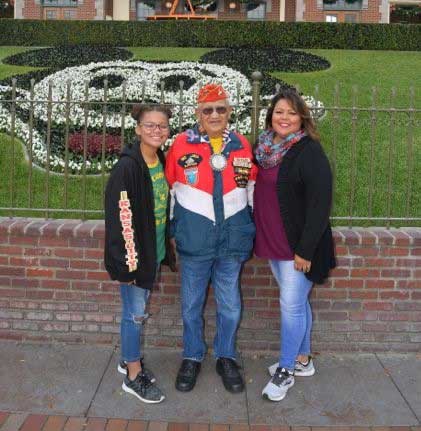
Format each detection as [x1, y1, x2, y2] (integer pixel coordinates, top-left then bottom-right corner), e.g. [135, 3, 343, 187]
[165, 84, 257, 393]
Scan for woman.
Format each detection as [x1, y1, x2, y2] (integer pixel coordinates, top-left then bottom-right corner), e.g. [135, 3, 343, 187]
[104, 104, 176, 404]
[254, 89, 336, 402]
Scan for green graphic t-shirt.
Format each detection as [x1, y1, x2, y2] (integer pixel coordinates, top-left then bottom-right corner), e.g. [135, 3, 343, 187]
[148, 160, 168, 264]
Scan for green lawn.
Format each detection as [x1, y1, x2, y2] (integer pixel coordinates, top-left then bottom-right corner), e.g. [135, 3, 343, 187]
[0, 46, 420, 225]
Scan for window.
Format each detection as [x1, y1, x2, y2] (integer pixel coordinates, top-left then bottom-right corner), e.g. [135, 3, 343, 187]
[323, 0, 362, 10]
[345, 13, 357, 22]
[63, 9, 77, 19]
[247, 2, 266, 20]
[325, 14, 338, 22]
[45, 9, 57, 19]
[137, 1, 155, 20]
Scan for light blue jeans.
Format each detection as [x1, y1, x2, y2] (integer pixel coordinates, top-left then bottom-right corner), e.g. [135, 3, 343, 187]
[180, 257, 243, 361]
[269, 260, 313, 371]
[120, 283, 150, 362]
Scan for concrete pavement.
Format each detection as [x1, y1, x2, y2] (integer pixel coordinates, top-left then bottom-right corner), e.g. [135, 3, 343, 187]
[0, 341, 420, 429]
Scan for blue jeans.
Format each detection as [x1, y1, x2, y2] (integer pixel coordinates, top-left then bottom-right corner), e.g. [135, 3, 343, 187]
[180, 257, 243, 361]
[269, 260, 313, 371]
[120, 283, 150, 362]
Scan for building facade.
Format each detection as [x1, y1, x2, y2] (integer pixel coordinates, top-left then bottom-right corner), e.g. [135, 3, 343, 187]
[13, 0, 419, 23]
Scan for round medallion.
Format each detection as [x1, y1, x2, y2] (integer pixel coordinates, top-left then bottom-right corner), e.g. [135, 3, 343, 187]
[210, 154, 227, 171]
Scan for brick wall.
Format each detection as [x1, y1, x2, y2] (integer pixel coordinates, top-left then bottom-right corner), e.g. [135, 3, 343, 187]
[0, 218, 420, 353]
[20, 0, 102, 20]
[303, 0, 382, 22]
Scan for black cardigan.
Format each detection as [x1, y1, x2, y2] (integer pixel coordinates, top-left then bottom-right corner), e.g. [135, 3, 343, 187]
[276, 136, 336, 284]
[104, 139, 176, 289]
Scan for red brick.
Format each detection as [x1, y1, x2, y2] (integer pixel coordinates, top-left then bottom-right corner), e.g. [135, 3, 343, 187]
[380, 291, 410, 300]
[106, 419, 128, 431]
[329, 267, 350, 277]
[54, 248, 84, 258]
[148, 422, 168, 431]
[86, 417, 107, 431]
[349, 311, 378, 321]
[69, 238, 99, 248]
[364, 258, 393, 267]
[26, 290, 54, 300]
[381, 269, 411, 278]
[316, 290, 347, 299]
[350, 269, 380, 278]
[41, 280, 70, 289]
[381, 247, 409, 256]
[350, 247, 379, 256]
[412, 292, 421, 300]
[0, 266, 25, 276]
[63, 417, 87, 431]
[85, 249, 104, 259]
[334, 279, 364, 288]
[42, 416, 67, 431]
[9, 235, 39, 245]
[39, 237, 69, 247]
[363, 301, 393, 311]
[40, 258, 70, 268]
[71, 260, 100, 270]
[396, 258, 420, 267]
[12, 278, 40, 288]
[0, 412, 9, 427]
[379, 312, 411, 321]
[20, 414, 48, 431]
[127, 420, 148, 431]
[318, 311, 348, 321]
[366, 280, 395, 289]
[56, 270, 86, 280]
[349, 290, 378, 300]
[10, 256, 39, 266]
[168, 424, 189, 431]
[210, 425, 229, 431]
[190, 424, 210, 431]
[230, 426, 250, 431]
[0, 288, 25, 297]
[86, 271, 109, 281]
[27, 268, 54, 278]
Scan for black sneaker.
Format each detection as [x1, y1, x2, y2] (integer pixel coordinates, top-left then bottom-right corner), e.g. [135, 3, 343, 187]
[118, 358, 156, 383]
[122, 372, 165, 404]
[216, 357, 244, 393]
[175, 359, 201, 392]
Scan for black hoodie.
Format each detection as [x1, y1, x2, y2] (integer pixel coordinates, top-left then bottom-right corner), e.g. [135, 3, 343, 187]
[104, 139, 176, 289]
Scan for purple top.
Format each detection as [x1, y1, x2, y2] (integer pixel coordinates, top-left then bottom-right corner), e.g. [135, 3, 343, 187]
[254, 164, 294, 260]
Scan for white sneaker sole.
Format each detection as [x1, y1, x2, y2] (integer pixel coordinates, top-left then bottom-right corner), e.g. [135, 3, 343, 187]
[262, 380, 294, 402]
[268, 362, 315, 377]
[122, 382, 165, 404]
[118, 364, 156, 383]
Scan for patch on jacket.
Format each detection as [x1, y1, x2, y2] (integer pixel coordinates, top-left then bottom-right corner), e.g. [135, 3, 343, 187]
[233, 157, 252, 188]
[119, 191, 138, 272]
[177, 153, 203, 168]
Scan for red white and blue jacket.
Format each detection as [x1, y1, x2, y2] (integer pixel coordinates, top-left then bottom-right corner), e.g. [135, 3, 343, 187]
[165, 126, 257, 261]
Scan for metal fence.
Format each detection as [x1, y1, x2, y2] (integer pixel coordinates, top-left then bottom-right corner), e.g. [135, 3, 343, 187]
[0, 73, 420, 227]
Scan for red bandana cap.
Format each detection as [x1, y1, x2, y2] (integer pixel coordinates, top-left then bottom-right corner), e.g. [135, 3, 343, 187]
[197, 83, 229, 104]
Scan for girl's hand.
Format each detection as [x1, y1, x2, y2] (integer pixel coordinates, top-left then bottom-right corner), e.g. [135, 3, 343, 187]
[294, 254, 311, 273]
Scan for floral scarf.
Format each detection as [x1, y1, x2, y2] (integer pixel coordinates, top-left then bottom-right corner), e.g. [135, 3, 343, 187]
[255, 129, 307, 169]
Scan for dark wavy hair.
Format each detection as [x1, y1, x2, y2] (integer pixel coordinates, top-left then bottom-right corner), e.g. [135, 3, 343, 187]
[265, 88, 320, 142]
[131, 103, 172, 124]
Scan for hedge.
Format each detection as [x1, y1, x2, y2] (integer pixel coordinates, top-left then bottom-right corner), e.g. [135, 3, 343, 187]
[0, 19, 420, 50]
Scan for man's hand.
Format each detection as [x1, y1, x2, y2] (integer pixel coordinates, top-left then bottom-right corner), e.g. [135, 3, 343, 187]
[294, 254, 311, 273]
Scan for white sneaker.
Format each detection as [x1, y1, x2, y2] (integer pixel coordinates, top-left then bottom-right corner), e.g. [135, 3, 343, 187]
[268, 357, 315, 377]
[262, 367, 295, 402]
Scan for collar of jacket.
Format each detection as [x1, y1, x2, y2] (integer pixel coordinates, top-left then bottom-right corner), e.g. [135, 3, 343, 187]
[185, 124, 243, 152]
[121, 138, 166, 169]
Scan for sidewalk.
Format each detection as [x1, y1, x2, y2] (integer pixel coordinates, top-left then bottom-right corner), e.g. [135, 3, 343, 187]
[0, 341, 420, 430]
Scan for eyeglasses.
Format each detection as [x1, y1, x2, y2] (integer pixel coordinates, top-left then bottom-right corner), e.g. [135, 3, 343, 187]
[200, 106, 228, 116]
[140, 122, 169, 132]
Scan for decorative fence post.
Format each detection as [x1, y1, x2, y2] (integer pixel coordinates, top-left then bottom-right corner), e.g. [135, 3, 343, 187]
[250, 71, 263, 147]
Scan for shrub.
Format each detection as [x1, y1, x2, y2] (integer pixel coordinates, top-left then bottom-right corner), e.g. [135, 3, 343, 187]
[0, 20, 419, 51]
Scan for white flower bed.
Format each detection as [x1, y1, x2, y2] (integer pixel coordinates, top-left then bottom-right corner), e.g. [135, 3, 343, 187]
[0, 61, 325, 174]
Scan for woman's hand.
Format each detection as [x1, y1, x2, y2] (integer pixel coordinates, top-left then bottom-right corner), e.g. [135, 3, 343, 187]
[294, 254, 311, 273]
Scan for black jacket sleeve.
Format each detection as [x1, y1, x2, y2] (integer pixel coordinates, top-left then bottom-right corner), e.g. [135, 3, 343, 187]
[104, 158, 140, 283]
[295, 142, 333, 261]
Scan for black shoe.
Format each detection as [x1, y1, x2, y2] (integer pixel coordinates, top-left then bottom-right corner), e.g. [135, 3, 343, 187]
[175, 359, 201, 392]
[216, 357, 244, 393]
[118, 358, 156, 383]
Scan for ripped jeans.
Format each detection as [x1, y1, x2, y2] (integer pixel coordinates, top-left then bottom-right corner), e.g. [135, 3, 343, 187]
[120, 283, 150, 362]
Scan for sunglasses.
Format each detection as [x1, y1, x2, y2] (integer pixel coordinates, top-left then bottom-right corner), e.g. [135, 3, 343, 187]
[201, 106, 228, 116]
